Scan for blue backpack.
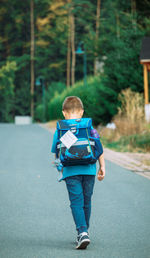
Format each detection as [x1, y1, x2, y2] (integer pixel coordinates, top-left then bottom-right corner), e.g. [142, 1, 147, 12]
[56, 118, 103, 166]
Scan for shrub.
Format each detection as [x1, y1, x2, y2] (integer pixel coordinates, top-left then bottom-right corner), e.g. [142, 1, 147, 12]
[0, 61, 17, 122]
[47, 76, 118, 125]
[47, 93, 64, 121]
[118, 88, 144, 122]
[104, 133, 150, 152]
[34, 104, 45, 122]
[129, 134, 150, 151]
[46, 81, 66, 103]
[35, 81, 66, 122]
[113, 88, 145, 135]
[100, 88, 149, 152]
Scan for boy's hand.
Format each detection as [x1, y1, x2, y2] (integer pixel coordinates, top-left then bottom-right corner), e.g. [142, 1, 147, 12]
[97, 166, 105, 181]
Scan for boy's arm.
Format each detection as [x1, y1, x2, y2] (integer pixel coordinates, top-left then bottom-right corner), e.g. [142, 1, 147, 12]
[51, 132, 63, 172]
[51, 130, 58, 154]
[97, 153, 105, 181]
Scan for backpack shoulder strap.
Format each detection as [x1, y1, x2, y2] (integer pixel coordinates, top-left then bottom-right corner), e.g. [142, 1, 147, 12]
[76, 118, 92, 128]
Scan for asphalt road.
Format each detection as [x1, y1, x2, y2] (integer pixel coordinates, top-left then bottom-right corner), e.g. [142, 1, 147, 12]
[0, 124, 150, 258]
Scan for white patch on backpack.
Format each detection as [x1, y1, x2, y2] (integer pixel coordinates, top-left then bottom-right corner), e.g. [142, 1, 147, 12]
[60, 130, 78, 149]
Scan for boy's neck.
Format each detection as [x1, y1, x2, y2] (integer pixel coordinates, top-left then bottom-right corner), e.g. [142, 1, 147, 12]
[63, 111, 83, 120]
[65, 113, 82, 120]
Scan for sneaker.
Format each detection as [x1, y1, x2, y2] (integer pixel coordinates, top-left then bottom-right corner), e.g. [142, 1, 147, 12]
[76, 232, 89, 243]
[76, 232, 90, 249]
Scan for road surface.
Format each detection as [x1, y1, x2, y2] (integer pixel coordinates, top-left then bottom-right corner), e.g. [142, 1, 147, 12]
[0, 124, 150, 258]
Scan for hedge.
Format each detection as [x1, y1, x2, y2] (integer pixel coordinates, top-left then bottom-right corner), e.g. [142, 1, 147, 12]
[46, 76, 118, 125]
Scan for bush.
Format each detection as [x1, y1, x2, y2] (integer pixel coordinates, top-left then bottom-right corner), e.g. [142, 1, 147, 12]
[100, 88, 150, 152]
[47, 93, 64, 121]
[103, 133, 150, 152]
[47, 76, 118, 125]
[34, 104, 45, 122]
[130, 134, 150, 151]
[45, 81, 66, 104]
[35, 81, 66, 122]
[0, 61, 17, 122]
[113, 88, 145, 135]
[118, 88, 144, 122]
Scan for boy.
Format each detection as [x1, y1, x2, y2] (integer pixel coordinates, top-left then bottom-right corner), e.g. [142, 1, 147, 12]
[51, 96, 105, 249]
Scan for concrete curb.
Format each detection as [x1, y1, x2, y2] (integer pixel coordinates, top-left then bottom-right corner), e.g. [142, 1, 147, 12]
[104, 148, 150, 180]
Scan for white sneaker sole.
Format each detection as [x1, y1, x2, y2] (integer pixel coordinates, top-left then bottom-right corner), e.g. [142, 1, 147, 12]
[76, 239, 90, 249]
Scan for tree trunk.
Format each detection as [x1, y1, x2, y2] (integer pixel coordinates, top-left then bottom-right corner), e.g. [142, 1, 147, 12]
[30, 0, 35, 119]
[71, 13, 75, 86]
[116, 13, 120, 39]
[116, 13, 120, 59]
[69, 3, 75, 87]
[94, 0, 101, 75]
[131, 0, 137, 29]
[66, 1, 71, 87]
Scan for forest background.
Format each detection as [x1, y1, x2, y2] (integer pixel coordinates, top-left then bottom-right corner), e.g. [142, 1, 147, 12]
[0, 0, 150, 131]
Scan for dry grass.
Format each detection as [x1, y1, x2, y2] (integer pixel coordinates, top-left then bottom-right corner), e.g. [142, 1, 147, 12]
[99, 89, 150, 152]
[113, 116, 146, 136]
[118, 88, 144, 122]
[114, 88, 145, 135]
[45, 120, 57, 129]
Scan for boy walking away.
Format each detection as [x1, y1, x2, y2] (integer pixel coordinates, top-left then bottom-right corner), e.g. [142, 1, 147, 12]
[51, 96, 105, 249]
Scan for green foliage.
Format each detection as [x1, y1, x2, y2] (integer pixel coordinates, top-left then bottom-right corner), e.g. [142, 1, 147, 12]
[11, 55, 31, 116]
[101, 29, 144, 94]
[0, 0, 150, 122]
[0, 61, 17, 122]
[103, 133, 150, 152]
[35, 81, 66, 121]
[47, 77, 118, 125]
[46, 81, 66, 103]
[34, 104, 45, 122]
[47, 93, 64, 121]
[14, 82, 31, 116]
[130, 134, 150, 151]
[98, 0, 145, 95]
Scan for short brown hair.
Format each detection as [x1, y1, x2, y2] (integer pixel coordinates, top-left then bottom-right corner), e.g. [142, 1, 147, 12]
[62, 96, 84, 112]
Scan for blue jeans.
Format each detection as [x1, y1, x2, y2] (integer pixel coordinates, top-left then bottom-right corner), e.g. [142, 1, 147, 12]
[65, 175, 95, 234]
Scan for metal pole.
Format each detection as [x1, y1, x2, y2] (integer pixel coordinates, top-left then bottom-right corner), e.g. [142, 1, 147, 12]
[41, 79, 45, 122]
[30, 0, 35, 121]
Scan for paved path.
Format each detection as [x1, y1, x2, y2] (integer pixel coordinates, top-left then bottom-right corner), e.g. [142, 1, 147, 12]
[104, 148, 150, 179]
[0, 124, 150, 258]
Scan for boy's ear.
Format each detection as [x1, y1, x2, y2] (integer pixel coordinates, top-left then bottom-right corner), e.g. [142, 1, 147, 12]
[80, 109, 84, 117]
[62, 110, 65, 117]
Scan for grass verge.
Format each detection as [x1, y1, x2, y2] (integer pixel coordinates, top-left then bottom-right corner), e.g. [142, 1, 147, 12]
[101, 133, 150, 153]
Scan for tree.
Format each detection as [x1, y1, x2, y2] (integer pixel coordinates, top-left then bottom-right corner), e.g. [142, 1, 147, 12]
[0, 0, 150, 123]
[66, 0, 71, 87]
[30, 0, 35, 119]
[94, 0, 101, 75]
[131, 0, 137, 29]
[99, 0, 144, 95]
[70, 4, 75, 86]
[0, 61, 17, 122]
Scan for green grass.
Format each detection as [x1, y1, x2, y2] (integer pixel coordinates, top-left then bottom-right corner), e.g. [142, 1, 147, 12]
[101, 133, 150, 153]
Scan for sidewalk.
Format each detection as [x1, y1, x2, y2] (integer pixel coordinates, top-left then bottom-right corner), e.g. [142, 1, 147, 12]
[104, 148, 150, 180]
[40, 122, 150, 180]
